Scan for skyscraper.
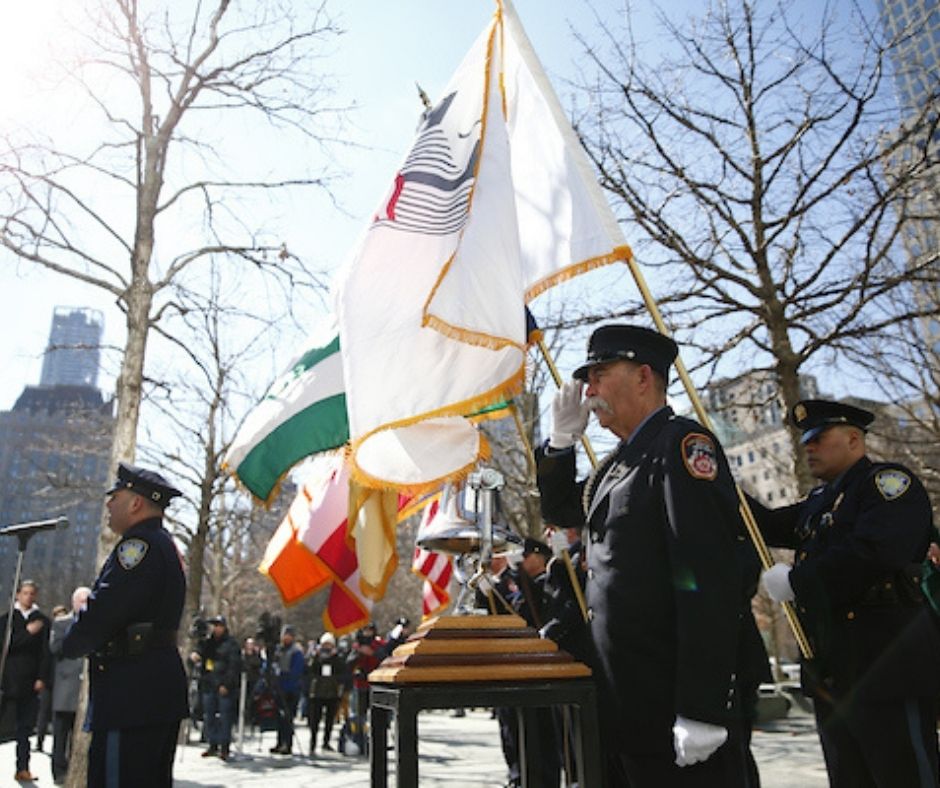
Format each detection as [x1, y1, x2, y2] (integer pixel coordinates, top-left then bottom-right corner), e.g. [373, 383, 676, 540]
[879, 0, 940, 355]
[0, 308, 114, 608]
[39, 306, 103, 388]
[880, 0, 940, 116]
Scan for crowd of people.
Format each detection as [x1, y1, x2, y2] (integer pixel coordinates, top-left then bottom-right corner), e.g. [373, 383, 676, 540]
[188, 615, 412, 761]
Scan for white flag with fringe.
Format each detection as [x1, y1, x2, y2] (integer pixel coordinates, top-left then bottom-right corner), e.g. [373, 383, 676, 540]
[335, 1, 629, 492]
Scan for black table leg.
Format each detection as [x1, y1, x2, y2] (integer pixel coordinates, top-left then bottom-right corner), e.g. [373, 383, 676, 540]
[370, 703, 391, 788]
[395, 692, 419, 787]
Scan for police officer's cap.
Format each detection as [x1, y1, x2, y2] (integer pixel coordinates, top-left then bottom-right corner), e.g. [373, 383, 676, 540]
[522, 537, 552, 558]
[573, 324, 679, 382]
[106, 462, 182, 508]
[791, 399, 875, 445]
[207, 615, 227, 627]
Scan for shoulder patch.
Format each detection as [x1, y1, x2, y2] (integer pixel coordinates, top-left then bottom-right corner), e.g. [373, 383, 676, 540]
[874, 469, 911, 501]
[117, 538, 149, 570]
[681, 432, 718, 481]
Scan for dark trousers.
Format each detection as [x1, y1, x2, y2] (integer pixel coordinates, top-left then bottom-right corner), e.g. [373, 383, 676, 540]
[201, 690, 234, 748]
[0, 692, 38, 772]
[496, 706, 520, 782]
[52, 710, 76, 781]
[609, 718, 759, 788]
[36, 686, 52, 746]
[276, 690, 299, 750]
[496, 705, 561, 787]
[815, 693, 939, 788]
[87, 721, 180, 788]
[309, 697, 339, 748]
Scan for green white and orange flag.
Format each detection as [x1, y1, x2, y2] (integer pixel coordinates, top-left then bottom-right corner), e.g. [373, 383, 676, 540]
[334, 0, 629, 492]
[224, 327, 347, 503]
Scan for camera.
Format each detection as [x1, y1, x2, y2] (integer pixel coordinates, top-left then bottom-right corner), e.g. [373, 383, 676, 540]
[189, 615, 209, 641]
[255, 611, 282, 649]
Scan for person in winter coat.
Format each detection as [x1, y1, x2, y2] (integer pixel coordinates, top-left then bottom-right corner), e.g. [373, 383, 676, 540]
[194, 615, 241, 761]
[307, 632, 344, 753]
[49, 586, 90, 784]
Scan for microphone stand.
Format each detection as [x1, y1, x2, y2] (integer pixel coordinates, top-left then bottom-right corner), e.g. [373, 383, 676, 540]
[0, 529, 38, 709]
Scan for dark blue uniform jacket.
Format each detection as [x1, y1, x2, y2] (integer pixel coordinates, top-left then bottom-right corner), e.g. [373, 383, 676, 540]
[751, 456, 940, 701]
[62, 516, 188, 730]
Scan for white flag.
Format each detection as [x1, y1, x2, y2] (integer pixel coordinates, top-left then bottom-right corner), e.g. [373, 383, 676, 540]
[335, 1, 629, 491]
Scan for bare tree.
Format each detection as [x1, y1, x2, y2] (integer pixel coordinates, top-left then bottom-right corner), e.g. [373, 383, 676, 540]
[573, 0, 939, 489]
[0, 0, 342, 545]
[0, 2, 344, 782]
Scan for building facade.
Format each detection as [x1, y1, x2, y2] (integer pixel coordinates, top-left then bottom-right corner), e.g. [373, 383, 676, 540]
[0, 311, 114, 609]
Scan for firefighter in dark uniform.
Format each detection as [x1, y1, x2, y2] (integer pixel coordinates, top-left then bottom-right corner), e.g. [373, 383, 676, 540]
[540, 524, 591, 665]
[752, 400, 940, 788]
[63, 463, 188, 788]
[537, 324, 769, 787]
[506, 538, 560, 788]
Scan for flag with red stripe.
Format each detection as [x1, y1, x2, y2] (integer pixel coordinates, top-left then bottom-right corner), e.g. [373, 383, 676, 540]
[410, 498, 454, 618]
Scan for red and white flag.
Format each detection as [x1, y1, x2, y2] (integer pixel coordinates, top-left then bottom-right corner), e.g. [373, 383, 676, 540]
[259, 452, 411, 634]
[410, 497, 454, 618]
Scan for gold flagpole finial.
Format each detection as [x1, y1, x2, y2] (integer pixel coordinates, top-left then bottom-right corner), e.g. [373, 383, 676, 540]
[415, 82, 432, 111]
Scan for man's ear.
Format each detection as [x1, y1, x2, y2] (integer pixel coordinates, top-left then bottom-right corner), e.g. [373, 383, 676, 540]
[127, 493, 144, 514]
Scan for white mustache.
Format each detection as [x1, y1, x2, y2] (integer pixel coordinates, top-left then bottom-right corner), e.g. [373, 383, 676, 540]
[586, 396, 613, 414]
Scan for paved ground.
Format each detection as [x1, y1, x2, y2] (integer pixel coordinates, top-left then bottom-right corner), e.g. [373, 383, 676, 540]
[2, 704, 828, 786]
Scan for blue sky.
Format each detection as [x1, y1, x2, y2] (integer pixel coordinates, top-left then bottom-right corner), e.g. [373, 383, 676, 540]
[0, 0, 883, 414]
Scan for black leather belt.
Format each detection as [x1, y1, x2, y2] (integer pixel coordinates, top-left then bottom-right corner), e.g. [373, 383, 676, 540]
[99, 626, 178, 658]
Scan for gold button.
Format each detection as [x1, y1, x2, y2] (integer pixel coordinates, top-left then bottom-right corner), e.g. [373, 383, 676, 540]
[799, 551, 807, 560]
[884, 582, 892, 590]
[847, 611, 855, 620]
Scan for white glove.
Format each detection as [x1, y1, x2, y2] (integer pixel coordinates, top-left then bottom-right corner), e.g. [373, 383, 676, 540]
[672, 716, 728, 767]
[549, 380, 590, 449]
[762, 562, 795, 603]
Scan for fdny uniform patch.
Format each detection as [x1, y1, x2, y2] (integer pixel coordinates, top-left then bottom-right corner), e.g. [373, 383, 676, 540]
[874, 469, 910, 501]
[681, 433, 718, 481]
[117, 538, 149, 570]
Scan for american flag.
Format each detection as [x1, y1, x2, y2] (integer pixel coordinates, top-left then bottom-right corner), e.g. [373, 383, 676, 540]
[411, 498, 453, 617]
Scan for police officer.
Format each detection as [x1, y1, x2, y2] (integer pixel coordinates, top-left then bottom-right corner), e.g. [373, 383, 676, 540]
[752, 399, 940, 787]
[537, 324, 769, 787]
[63, 462, 188, 788]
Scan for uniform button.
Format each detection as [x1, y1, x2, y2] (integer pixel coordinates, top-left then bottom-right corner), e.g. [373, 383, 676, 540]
[847, 611, 855, 620]
[726, 700, 733, 709]
[587, 608, 594, 622]
[799, 606, 806, 614]
[799, 551, 807, 560]
[884, 582, 892, 590]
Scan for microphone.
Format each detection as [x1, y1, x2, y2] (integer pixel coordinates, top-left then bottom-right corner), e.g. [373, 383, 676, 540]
[0, 516, 69, 537]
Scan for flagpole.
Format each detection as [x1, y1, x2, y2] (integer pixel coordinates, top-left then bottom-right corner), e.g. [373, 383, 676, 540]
[619, 256, 814, 660]
[535, 338, 599, 470]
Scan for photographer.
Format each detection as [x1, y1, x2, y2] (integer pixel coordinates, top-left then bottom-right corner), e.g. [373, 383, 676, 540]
[191, 615, 240, 761]
[346, 622, 385, 754]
